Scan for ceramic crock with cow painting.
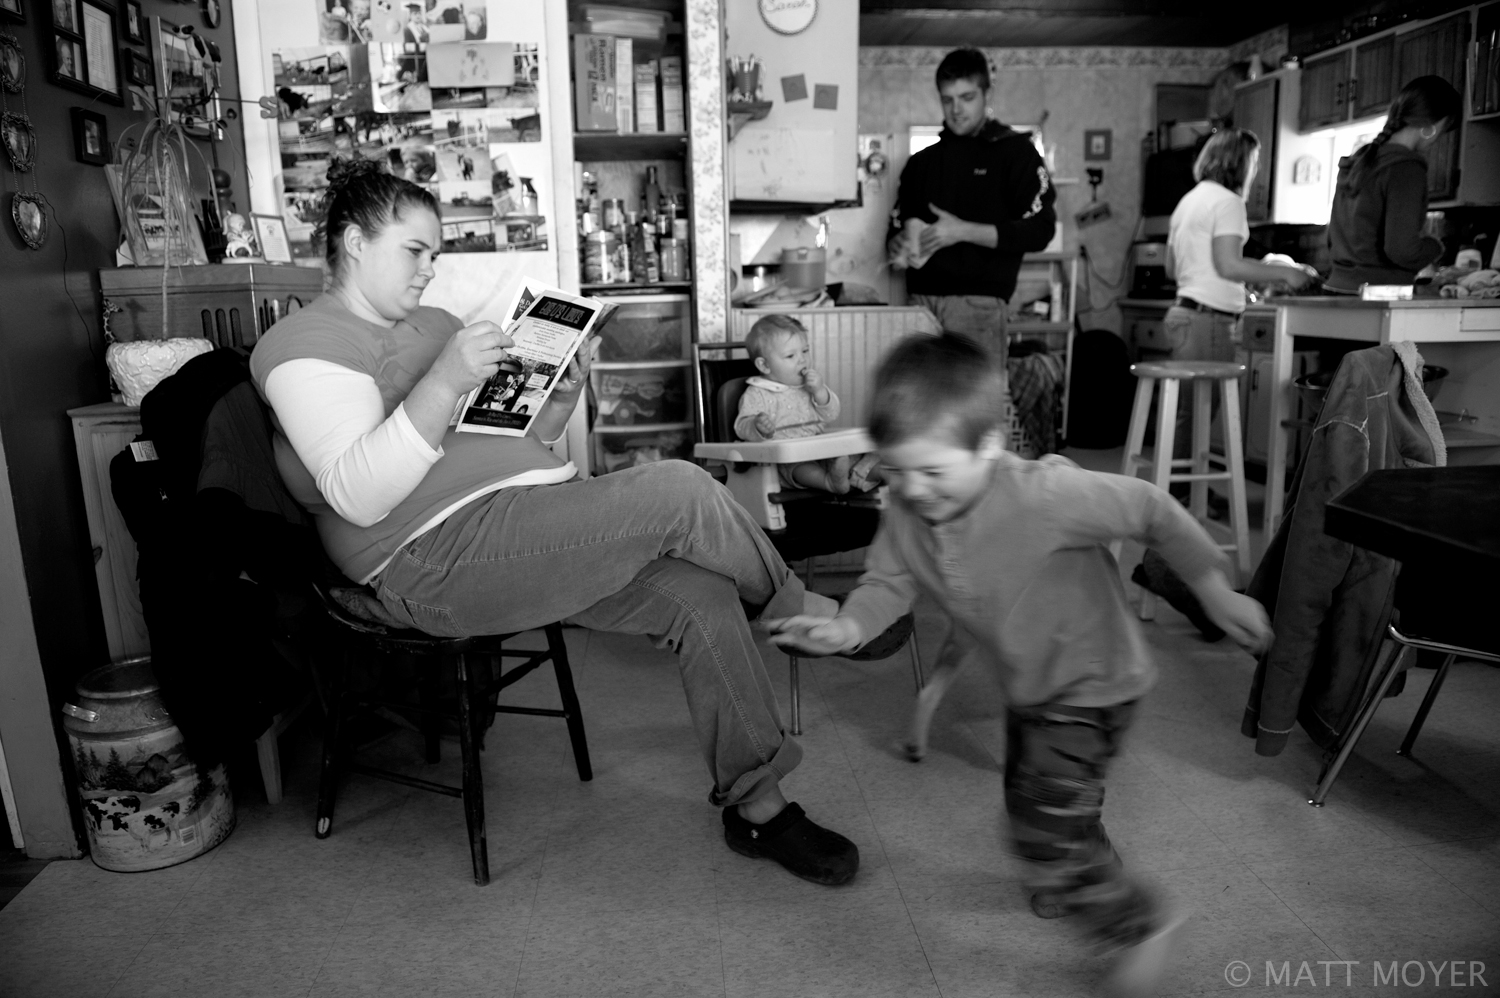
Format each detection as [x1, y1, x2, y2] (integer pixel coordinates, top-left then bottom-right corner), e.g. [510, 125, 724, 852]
[62, 658, 235, 872]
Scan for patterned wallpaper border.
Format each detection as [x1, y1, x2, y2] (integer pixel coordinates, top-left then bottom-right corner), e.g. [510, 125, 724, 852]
[860, 47, 1234, 70]
[686, 0, 729, 344]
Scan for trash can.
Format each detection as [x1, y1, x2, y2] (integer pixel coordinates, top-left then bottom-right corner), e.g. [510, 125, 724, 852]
[62, 657, 235, 872]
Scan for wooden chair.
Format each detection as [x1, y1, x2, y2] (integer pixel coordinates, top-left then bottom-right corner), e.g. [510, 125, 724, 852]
[311, 584, 591, 885]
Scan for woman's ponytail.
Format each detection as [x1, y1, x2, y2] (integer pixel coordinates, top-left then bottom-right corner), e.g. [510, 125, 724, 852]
[1346, 75, 1462, 189]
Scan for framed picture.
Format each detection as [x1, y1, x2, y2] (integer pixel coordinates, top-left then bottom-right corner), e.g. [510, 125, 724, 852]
[48, 0, 121, 102]
[121, 0, 140, 42]
[0, 0, 24, 23]
[1, 111, 35, 170]
[71, 105, 107, 164]
[199, 0, 218, 29]
[153, 17, 218, 137]
[80, 0, 118, 95]
[53, 34, 80, 79]
[253, 213, 292, 263]
[12, 191, 46, 249]
[125, 46, 148, 85]
[0, 33, 23, 91]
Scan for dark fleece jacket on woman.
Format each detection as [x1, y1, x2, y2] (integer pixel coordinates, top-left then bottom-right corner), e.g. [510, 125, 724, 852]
[1326, 143, 1443, 291]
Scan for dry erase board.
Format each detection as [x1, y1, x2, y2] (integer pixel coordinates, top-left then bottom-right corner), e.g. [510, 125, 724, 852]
[730, 126, 841, 202]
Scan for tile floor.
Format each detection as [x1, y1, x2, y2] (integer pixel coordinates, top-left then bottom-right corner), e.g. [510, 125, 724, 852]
[4, 451, 1499, 998]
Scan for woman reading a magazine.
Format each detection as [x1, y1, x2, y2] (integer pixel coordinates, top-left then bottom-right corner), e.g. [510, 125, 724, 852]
[250, 159, 859, 887]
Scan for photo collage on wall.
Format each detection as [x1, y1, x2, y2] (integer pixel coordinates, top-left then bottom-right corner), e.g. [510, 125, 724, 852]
[277, 1, 544, 258]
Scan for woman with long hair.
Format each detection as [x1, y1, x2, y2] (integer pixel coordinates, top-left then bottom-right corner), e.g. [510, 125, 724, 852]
[1164, 129, 1314, 466]
[1326, 75, 1462, 293]
[249, 157, 861, 887]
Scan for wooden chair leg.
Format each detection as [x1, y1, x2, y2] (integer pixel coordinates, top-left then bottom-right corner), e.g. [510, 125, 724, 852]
[1190, 379, 1212, 523]
[908, 638, 925, 694]
[1138, 379, 1179, 622]
[1220, 378, 1252, 586]
[1121, 376, 1155, 477]
[546, 624, 593, 782]
[1113, 376, 1156, 567]
[315, 649, 350, 839]
[1398, 653, 1456, 758]
[1310, 640, 1407, 806]
[454, 653, 490, 886]
[789, 654, 802, 736]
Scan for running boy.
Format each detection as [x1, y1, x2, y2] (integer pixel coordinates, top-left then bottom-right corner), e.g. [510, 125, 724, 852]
[734, 315, 878, 494]
[765, 334, 1272, 997]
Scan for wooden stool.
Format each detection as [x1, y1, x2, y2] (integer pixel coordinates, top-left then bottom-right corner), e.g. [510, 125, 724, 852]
[1118, 360, 1251, 618]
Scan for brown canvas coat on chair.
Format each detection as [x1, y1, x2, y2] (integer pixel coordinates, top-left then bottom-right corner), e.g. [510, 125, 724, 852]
[1241, 342, 1446, 756]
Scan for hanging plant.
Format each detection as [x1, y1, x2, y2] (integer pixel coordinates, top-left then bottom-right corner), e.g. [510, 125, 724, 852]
[109, 115, 210, 269]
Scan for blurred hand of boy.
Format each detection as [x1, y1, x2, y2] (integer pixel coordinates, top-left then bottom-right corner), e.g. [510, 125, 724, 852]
[763, 615, 864, 656]
[1187, 569, 1274, 654]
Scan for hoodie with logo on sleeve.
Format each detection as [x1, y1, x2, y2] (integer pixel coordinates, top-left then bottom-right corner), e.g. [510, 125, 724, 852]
[894, 119, 1057, 302]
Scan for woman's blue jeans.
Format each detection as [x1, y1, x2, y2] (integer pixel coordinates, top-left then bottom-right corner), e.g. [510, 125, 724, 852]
[372, 460, 805, 808]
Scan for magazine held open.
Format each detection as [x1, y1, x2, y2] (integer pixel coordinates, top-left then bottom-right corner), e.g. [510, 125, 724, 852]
[453, 280, 618, 437]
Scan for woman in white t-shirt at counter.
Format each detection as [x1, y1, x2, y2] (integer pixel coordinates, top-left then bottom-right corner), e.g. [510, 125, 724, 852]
[1165, 129, 1316, 468]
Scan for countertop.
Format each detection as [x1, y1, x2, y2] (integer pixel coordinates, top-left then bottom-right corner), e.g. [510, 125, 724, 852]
[1120, 296, 1500, 310]
[1263, 296, 1500, 309]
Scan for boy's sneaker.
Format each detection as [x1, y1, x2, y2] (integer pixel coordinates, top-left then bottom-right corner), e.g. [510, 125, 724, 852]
[1030, 892, 1070, 918]
[1104, 911, 1189, 998]
[723, 802, 859, 886]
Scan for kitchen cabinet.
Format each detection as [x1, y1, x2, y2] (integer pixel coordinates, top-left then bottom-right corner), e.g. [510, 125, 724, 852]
[1119, 300, 1172, 361]
[1301, 50, 1351, 130]
[1236, 79, 1278, 222]
[1352, 35, 1397, 119]
[1476, 2, 1500, 117]
[1397, 12, 1470, 200]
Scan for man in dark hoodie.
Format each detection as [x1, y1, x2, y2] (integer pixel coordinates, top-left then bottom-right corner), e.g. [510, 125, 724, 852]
[1326, 75, 1460, 293]
[888, 48, 1057, 358]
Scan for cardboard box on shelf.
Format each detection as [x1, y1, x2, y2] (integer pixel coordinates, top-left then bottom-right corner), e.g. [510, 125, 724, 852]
[660, 55, 684, 133]
[573, 34, 617, 132]
[635, 59, 659, 133]
[614, 37, 634, 133]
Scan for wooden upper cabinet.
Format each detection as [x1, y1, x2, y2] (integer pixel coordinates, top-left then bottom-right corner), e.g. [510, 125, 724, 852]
[1235, 78, 1278, 222]
[1396, 12, 1469, 88]
[1352, 35, 1397, 119]
[1397, 12, 1470, 201]
[1301, 50, 1351, 130]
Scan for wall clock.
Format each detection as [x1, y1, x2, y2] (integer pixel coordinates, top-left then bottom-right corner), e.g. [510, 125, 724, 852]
[758, 0, 816, 35]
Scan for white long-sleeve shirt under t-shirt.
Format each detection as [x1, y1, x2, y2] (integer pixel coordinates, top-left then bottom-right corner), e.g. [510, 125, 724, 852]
[250, 296, 575, 584]
[263, 358, 574, 582]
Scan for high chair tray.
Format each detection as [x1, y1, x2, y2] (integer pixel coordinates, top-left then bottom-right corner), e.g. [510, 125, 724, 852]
[694, 428, 873, 464]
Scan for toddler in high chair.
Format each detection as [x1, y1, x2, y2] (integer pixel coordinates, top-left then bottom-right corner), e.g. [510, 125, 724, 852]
[733, 315, 879, 494]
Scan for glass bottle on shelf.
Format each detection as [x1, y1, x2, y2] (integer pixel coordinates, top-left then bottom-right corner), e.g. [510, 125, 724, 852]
[629, 212, 650, 284]
[643, 166, 660, 225]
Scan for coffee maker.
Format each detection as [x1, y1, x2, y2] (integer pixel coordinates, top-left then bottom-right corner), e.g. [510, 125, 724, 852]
[1129, 240, 1173, 299]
